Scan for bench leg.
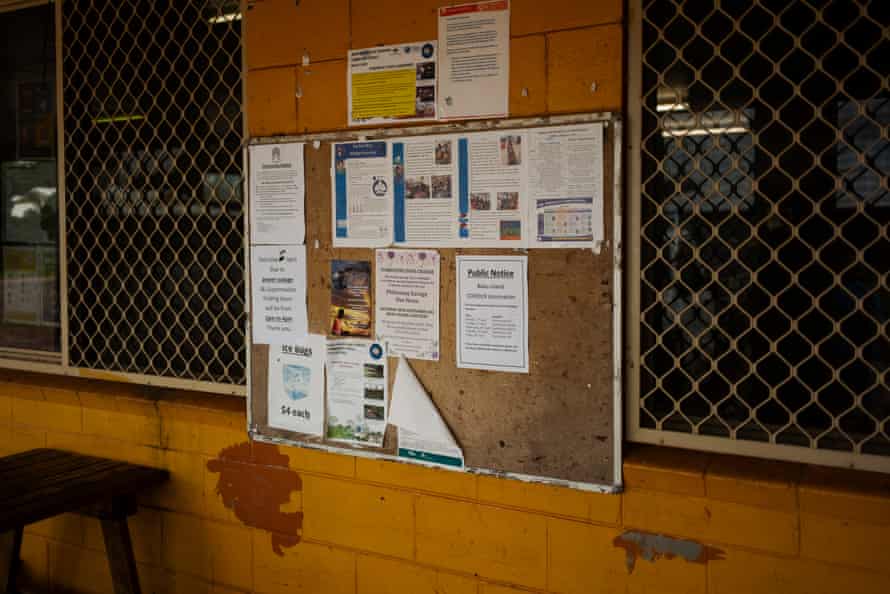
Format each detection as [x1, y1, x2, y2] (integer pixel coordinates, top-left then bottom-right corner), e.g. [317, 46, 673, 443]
[0, 527, 23, 594]
[100, 518, 141, 594]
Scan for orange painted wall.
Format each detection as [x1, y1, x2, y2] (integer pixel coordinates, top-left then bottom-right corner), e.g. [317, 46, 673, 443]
[245, 0, 623, 136]
[5, 1, 890, 593]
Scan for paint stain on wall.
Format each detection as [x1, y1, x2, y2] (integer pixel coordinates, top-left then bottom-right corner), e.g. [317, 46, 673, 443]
[613, 531, 725, 573]
[207, 441, 302, 555]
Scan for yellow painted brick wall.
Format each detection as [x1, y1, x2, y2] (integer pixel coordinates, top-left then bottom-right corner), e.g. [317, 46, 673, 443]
[4, 370, 890, 594]
[4, 1, 890, 593]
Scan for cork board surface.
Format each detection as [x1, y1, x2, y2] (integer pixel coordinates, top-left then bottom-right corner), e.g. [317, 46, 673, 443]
[251, 118, 617, 486]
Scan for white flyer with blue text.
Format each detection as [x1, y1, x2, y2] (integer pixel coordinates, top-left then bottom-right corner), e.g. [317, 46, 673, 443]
[326, 339, 388, 447]
[267, 335, 326, 436]
[527, 123, 605, 248]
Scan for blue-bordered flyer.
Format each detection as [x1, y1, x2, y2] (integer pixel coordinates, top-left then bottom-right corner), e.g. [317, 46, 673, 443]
[332, 141, 392, 247]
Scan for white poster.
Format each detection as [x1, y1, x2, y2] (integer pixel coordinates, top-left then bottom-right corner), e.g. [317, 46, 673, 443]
[438, 1, 510, 120]
[249, 143, 305, 245]
[465, 131, 526, 246]
[332, 141, 393, 247]
[391, 357, 464, 468]
[527, 123, 605, 248]
[348, 42, 438, 126]
[391, 135, 459, 245]
[267, 335, 326, 436]
[375, 249, 440, 360]
[250, 244, 308, 344]
[326, 339, 388, 447]
[456, 255, 528, 373]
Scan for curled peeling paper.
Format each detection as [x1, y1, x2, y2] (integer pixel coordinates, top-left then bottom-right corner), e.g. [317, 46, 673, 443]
[390, 357, 463, 453]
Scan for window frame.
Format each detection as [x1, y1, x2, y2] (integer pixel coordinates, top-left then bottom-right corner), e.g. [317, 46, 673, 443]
[0, 0, 248, 397]
[0, 0, 64, 369]
[625, 0, 890, 474]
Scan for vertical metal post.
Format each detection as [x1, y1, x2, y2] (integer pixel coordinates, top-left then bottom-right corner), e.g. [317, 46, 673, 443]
[55, 0, 70, 368]
[625, 0, 643, 443]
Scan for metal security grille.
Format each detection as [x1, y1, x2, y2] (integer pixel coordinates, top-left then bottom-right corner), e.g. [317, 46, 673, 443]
[630, 0, 889, 469]
[62, 0, 246, 385]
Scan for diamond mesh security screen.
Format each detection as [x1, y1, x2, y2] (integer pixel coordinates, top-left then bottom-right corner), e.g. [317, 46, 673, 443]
[62, 0, 245, 384]
[637, 0, 889, 457]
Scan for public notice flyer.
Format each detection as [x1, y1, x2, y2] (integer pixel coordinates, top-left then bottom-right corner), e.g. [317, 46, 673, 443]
[249, 143, 305, 245]
[375, 249, 440, 361]
[438, 1, 510, 120]
[332, 141, 393, 247]
[326, 339, 388, 447]
[267, 335, 326, 437]
[348, 42, 438, 126]
[527, 123, 605, 248]
[250, 244, 308, 345]
[464, 131, 526, 245]
[330, 260, 372, 337]
[456, 255, 529, 373]
[392, 135, 459, 245]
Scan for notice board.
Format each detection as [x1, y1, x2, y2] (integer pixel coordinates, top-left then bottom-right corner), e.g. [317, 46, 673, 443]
[248, 113, 622, 490]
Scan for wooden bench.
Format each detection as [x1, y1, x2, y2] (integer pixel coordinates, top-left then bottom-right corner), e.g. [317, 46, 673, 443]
[0, 449, 169, 594]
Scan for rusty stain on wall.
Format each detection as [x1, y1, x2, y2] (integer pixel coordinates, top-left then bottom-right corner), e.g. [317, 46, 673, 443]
[613, 531, 725, 573]
[207, 441, 302, 555]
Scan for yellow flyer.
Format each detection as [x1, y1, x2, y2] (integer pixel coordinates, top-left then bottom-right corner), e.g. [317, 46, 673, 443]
[348, 42, 437, 126]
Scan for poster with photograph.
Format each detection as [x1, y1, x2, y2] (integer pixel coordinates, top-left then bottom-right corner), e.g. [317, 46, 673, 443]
[267, 335, 326, 437]
[328, 124, 606, 249]
[527, 123, 605, 248]
[348, 42, 438, 126]
[456, 255, 528, 373]
[250, 244, 308, 344]
[249, 143, 305, 245]
[438, 1, 509, 121]
[375, 249, 440, 360]
[326, 339, 388, 447]
[332, 141, 393, 247]
[462, 131, 526, 246]
[330, 260, 371, 337]
[391, 135, 459, 245]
